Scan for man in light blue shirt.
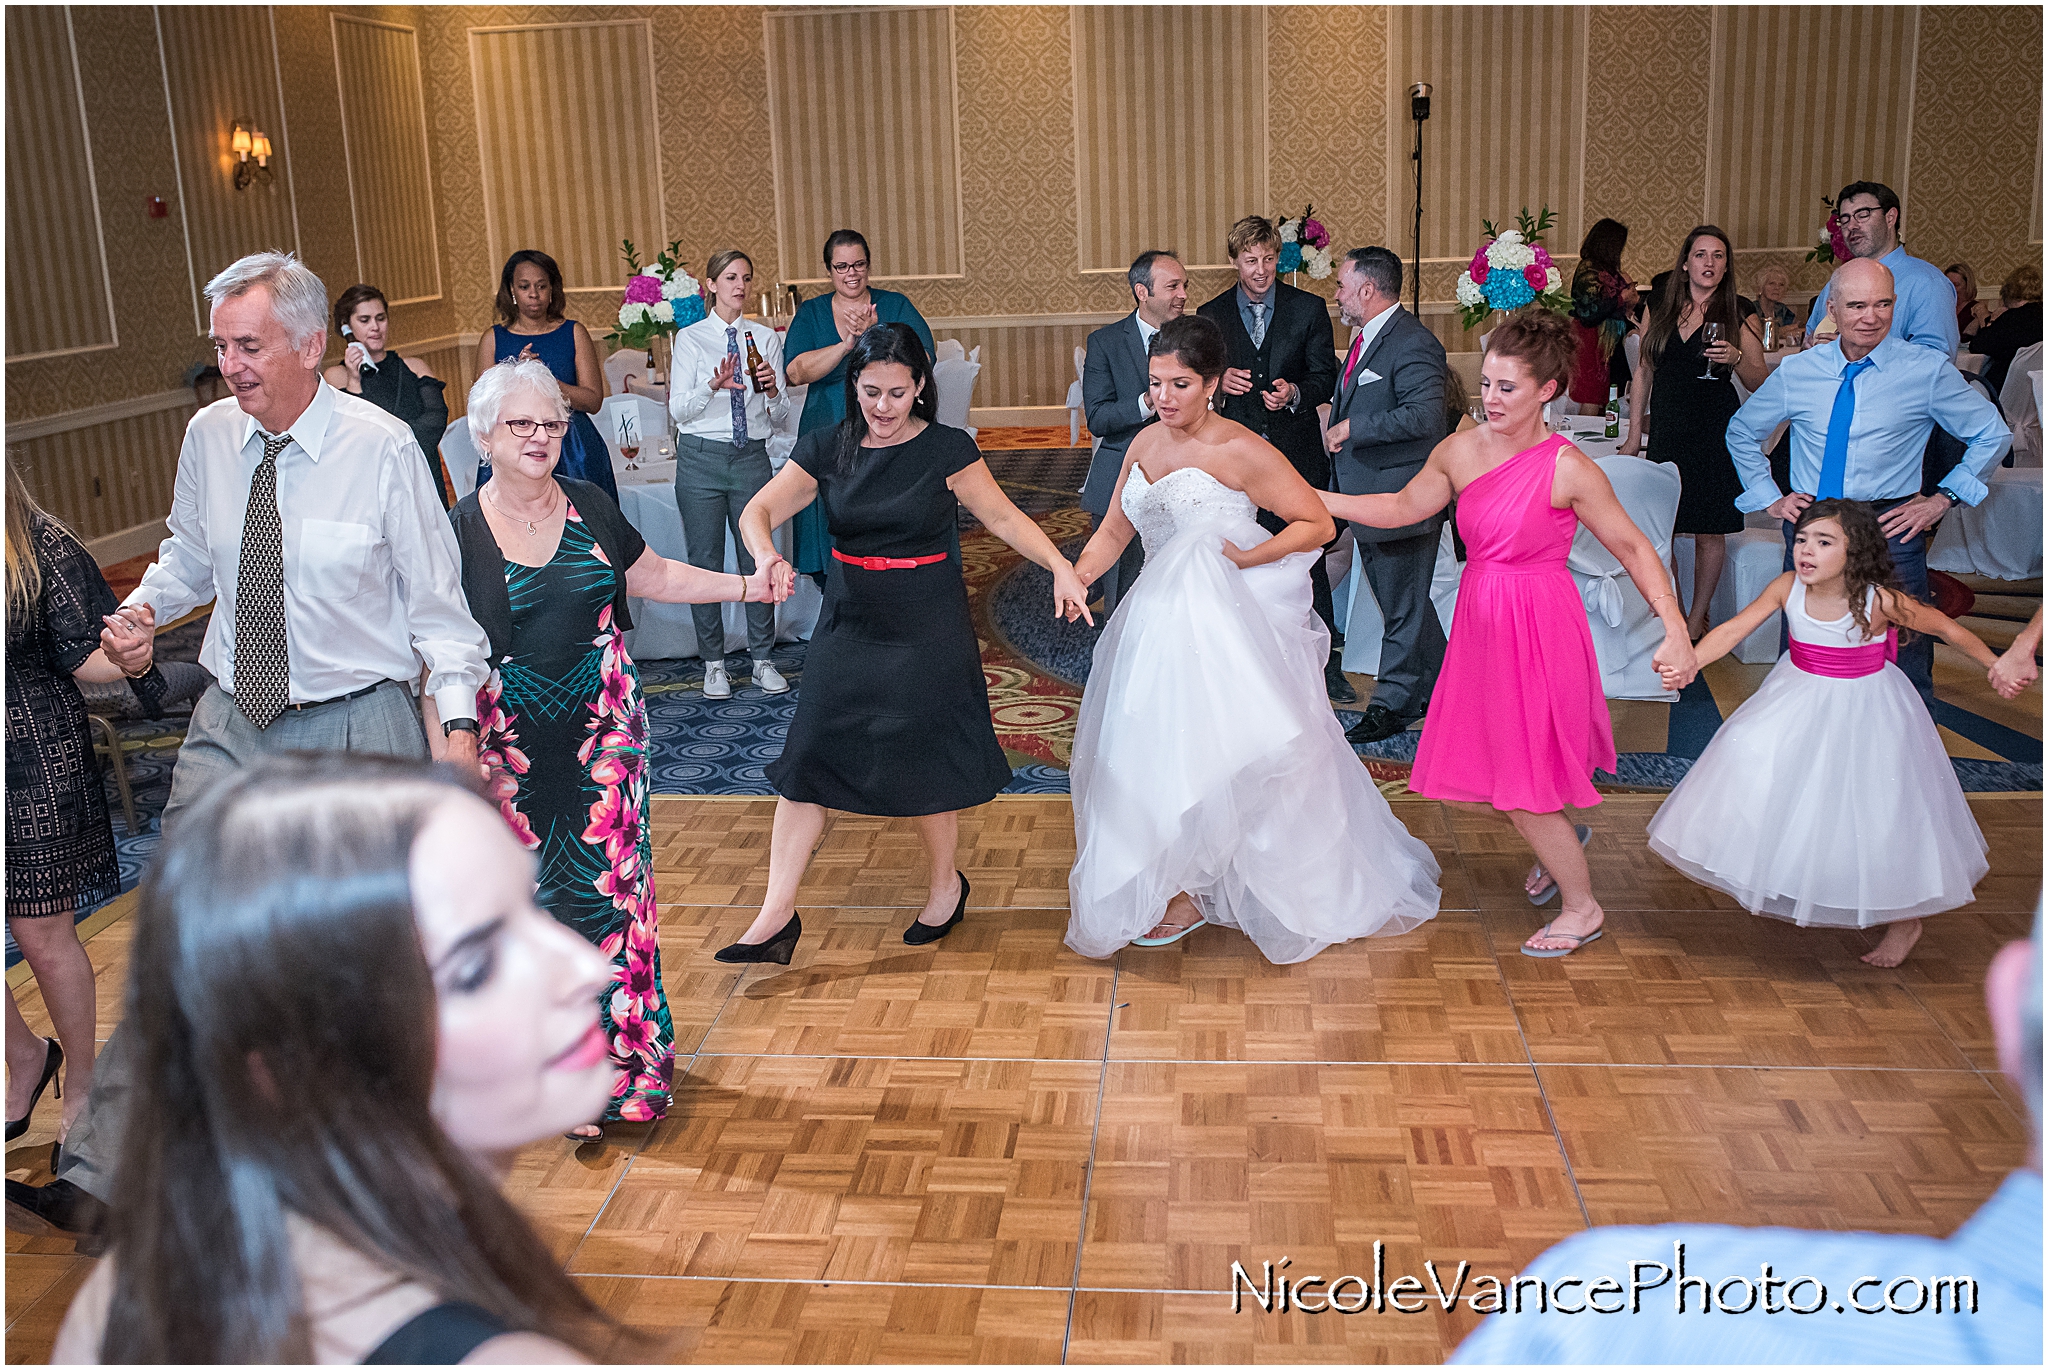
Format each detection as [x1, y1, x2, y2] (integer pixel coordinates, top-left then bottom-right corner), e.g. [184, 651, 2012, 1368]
[1727, 257, 2009, 702]
[1805, 181, 1960, 358]
[1454, 917, 2043, 1365]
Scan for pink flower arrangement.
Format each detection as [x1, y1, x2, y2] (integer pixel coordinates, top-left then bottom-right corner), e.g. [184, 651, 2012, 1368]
[1301, 216, 1329, 249]
[621, 273, 664, 305]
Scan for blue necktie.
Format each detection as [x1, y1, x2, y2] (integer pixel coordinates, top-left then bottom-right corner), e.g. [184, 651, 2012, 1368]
[726, 326, 748, 447]
[1816, 356, 1874, 499]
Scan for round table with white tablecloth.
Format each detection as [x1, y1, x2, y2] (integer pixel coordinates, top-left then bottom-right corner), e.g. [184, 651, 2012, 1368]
[1928, 464, 2044, 582]
[611, 457, 823, 660]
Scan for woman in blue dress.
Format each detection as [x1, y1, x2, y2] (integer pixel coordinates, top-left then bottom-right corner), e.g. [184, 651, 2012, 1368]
[473, 250, 617, 501]
[781, 230, 935, 580]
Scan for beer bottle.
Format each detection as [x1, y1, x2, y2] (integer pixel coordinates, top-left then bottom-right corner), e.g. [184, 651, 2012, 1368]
[1603, 385, 1620, 440]
[744, 332, 767, 394]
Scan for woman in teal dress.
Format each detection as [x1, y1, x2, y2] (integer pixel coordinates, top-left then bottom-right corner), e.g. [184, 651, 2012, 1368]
[438, 359, 775, 1140]
[782, 230, 935, 581]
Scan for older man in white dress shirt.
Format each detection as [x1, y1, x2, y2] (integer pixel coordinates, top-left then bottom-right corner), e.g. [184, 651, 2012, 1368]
[5, 251, 490, 1247]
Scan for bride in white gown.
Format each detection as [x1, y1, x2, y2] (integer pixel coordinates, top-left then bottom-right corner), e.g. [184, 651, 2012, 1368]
[1064, 316, 1440, 963]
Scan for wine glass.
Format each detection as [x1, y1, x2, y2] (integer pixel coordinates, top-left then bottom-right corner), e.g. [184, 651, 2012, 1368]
[618, 414, 640, 472]
[1698, 322, 1722, 380]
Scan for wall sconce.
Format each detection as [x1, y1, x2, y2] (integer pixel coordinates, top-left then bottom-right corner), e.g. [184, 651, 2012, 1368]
[231, 119, 273, 191]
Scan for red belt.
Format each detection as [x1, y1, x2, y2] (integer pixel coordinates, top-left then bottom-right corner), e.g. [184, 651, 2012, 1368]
[831, 548, 948, 571]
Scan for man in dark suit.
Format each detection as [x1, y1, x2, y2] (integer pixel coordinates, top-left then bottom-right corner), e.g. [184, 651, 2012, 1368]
[1196, 216, 1344, 698]
[1079, 249, 1186, 612]
[1326, 246, 1449, 743]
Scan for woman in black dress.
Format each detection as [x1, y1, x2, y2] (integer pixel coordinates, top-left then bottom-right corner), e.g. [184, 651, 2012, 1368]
[4, 476, 161, 1141]
[324, 284, 453, 506]
[1618, 225, 1767, 642]
[721, 325, 1091, 961]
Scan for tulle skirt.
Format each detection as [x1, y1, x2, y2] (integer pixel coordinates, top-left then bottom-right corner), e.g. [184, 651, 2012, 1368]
[1066, 516, 1441, 964]
[1646, 657, 1987, 926]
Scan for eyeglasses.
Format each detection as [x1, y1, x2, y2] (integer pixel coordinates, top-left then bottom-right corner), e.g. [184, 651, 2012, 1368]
[503, 418, 569, 437]
[1836, 206, 1886, 226]
[829, 261, 869, 275]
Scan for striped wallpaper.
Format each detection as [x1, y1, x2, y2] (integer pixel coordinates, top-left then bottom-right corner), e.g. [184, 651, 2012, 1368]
[10, 401, 193, 543]
[5, 7, 115, 361]
[332, 15, 441, 305]
[1071, 6, 1268, 273]
[765, 6, 965, 282]
[1387, 5, 1587, 261]
[158, 5, 300, 333]
[1705, 6, 1918, 252]
[469, 20, 663, 292]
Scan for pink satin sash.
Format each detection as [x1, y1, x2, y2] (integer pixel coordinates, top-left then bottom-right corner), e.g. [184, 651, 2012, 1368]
[1789, 630, 1898, 678]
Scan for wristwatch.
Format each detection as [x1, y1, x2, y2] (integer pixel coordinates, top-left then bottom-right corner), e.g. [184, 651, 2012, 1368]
[443, 718, 479, 737]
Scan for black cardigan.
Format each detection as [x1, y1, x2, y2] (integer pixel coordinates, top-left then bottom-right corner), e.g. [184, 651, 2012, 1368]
[449, 477, 645, 667]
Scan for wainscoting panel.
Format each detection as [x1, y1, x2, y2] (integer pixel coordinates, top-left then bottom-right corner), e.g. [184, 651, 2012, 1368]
[5, 6, 116, 361]
[764, 5, 965, 282]
[11, 401, 194, 543]
[332, 15, 441, 304]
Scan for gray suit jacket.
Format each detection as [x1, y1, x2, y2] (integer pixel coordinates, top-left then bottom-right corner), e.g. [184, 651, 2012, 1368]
[1330, 306, 1448, 542]
[1078, 313, 1152, 519]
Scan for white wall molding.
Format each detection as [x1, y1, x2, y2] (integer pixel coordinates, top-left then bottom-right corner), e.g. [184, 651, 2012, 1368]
[6, 388, 196, 444]
[85, 518, 170, 568]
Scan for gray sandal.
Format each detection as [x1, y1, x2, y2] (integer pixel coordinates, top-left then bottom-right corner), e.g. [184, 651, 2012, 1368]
[1526, 824, 1593, 906]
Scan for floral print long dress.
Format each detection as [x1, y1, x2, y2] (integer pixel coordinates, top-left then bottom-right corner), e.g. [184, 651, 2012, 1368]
[477, 501, 674, 1122]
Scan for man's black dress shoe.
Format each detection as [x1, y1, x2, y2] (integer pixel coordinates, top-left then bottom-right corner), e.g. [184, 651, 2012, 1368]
[1325, 654, 1358, 704]
[6, 1178, 108, 1255]
[1344, 704, 1412, 745]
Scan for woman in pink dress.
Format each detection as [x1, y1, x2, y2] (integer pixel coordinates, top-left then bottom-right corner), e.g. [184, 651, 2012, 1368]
[1323, 309, 1697, 956]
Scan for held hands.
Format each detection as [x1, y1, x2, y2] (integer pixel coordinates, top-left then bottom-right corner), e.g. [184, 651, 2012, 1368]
[1878, 494, 1951, 542]
[1260, 378, 1296, 412]
[759, 552, 797, 604]
[1219, 366, 1255, 397]
[1051, 561, 1094, 626]
[708, 355, 741, 392]
[1989, 643, 2038, 699]
[1324, 418, 1350, 454]
[1652, 632, 1700, 692]
[100, 604, 155, 675]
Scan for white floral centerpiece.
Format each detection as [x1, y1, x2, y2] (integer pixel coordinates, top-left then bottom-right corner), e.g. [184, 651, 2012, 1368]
[1276, 205, 1335, 280]
[1455, 207, 1569, 328]
[605, 239, 704, 355]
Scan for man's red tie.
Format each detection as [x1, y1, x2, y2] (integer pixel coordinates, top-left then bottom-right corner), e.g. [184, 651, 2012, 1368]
[1341, 332, 1364, 391]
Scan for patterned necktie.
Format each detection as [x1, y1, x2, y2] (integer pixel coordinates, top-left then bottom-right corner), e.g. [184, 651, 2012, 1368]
[726, 326, 749, 447]
[1250, 302, 1268, 349]
[1816, 356, 1875, 500]
[234, 432, 291, 729]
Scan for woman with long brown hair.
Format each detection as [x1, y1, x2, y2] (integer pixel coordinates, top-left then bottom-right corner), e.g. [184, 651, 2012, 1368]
[4, 472, 158, 1146]
[53, 754, 625, 1363]
[1618, 225, 1768, 641]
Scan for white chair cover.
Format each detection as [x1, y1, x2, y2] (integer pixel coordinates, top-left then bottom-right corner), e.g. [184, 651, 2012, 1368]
[2000, 343, 2042, 466]
[1674, 527, 1785, 664]
[1930, 465, 2045, 581]
[931, 357, 981, 435]
[769, 381, 806, 471]
[968, 344, 981, 365]
[934, 338, 966, 363]
[1566, 456, 1681, 700]
[597, 393, 670, 468]
[1066, 344, 1087, 446]
[1446, 352, 1483, 406]
[1623, 331, 1642, 374]
[1339, 523, 1464, 676]
[440, 418, 480, 499]
[603, 347, 650, 396]
[1957, 352, 1989, 376]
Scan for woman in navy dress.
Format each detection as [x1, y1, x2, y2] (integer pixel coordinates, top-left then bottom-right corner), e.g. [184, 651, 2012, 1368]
[472, 250, 617, 501]
[781, 230, 935, 581]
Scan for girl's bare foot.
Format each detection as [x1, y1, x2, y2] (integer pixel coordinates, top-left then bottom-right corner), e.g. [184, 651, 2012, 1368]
[1142, 892, 1202, 941]
[1860, 918, 1922, 968]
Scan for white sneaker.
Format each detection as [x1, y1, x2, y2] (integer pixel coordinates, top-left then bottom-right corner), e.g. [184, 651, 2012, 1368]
[702, 661, 732, 699]
[753, 660, 790, 695]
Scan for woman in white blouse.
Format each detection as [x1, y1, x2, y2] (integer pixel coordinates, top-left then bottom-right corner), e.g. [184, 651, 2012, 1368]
[668, 251, 791, 698]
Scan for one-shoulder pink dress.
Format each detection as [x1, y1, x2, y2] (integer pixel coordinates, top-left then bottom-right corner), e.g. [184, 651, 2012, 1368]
[1410, 432, 1616, 812]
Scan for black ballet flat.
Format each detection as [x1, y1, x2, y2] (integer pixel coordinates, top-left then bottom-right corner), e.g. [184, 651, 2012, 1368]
[714, 913, 802, 965]
[904, 872, 969, 946]
[5, 1038, 61, 1143]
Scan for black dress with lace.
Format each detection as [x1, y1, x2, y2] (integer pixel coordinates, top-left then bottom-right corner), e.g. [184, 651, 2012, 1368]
[4, 517, 162, 917]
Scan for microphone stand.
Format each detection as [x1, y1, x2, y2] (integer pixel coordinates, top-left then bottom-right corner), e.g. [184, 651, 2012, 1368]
[1409, 83, 1430, 318]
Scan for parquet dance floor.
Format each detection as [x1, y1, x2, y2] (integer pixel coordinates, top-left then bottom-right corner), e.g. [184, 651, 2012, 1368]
[6, 792, 2037, 1363]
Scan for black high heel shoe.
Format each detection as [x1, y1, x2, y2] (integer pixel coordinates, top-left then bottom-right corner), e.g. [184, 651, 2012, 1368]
[6, 1037, 62, 1143]
[904, 872, 969, 946]
[714, 912, 802, 965]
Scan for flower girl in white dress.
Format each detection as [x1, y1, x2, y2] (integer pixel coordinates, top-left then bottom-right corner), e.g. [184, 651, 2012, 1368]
[1649, 501, 2011, 967]
[1061, 316, 1440, 964]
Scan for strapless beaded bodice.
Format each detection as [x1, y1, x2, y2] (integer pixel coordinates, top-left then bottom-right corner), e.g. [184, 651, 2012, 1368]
[1120, 464, 1258, 557]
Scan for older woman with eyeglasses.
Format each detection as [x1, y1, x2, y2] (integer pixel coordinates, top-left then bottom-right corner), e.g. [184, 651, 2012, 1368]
[781, 230, 936, 582]
[432, 358, 783, 1143]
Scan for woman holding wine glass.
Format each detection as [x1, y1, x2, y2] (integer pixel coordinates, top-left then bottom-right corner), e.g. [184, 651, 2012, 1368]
[1617, 225, 1766, 642]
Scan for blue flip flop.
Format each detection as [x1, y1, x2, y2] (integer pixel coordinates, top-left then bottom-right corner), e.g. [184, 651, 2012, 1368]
[1520, 923, 1604, 958]
[1131, 917, 1204, 947]
[1526, 824, 1594, 906]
